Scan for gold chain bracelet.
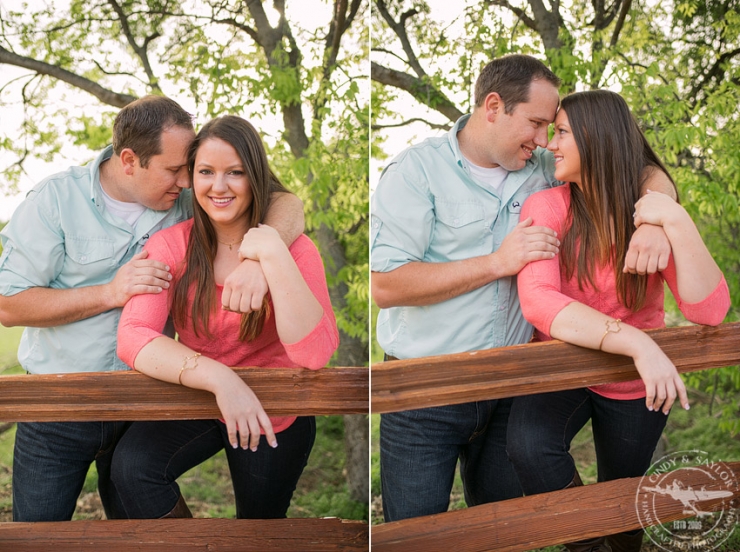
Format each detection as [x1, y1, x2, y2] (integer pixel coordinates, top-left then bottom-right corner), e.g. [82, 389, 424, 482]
[178, 352, 201, 385]
[598, 319, 621, 351]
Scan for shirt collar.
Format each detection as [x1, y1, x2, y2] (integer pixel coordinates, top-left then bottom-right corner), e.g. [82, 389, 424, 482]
[89, 145, 114, 213]
[448, 114, 471, 170]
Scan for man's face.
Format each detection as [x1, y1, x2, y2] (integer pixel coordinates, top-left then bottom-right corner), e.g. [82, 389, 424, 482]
[486, 79, 560, 171]
[129, 125, 195, 211]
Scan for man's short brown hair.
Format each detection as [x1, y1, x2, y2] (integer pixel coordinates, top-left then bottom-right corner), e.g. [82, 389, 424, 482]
[111, 95, 193, 168]
[474, 54, 561, 113]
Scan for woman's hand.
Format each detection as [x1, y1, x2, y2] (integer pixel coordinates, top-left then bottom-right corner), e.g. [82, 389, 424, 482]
[633, 189, 689, 229]
[632, 339, 690, 414]
[222, 259, 269, 313]
[238, 224, 285, 263]
[213, 372, 277, 451]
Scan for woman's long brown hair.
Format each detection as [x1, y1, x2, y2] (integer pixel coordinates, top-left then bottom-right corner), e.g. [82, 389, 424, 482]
[171, 116, 291, 341]
[559, 90, 677, 311]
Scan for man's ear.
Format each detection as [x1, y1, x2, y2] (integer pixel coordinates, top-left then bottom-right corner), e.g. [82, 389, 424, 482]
[119, 148, 139, 175]
[483, 92, 504, 123]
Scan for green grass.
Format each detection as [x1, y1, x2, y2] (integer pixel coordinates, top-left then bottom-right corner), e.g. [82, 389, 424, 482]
[0, 324, 367, 521]
[0, 325, 23, 374]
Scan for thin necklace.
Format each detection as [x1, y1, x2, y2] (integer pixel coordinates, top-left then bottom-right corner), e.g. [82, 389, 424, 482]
[217, 238, 241, 251]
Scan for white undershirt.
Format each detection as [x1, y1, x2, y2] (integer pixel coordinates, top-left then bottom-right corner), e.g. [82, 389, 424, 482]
[100, 186, 147, 229]
[465, 158, 509, 194]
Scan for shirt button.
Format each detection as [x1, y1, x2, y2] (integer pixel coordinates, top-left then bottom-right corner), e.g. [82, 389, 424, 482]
[373, 222, 379, 228]
[79, 255, 87, 262]
[453, 218, 460, 225]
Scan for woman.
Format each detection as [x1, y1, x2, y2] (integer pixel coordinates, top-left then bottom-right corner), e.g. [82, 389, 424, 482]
[112, 115, 339, 519]
[507, 91, 730, 552]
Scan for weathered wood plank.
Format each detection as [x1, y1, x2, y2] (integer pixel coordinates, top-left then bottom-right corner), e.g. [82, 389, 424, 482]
[0, 518, 369, 551]
[0, 366, 368, 421]
[372, 461, 740, 552]
[372, 322, 740, 413]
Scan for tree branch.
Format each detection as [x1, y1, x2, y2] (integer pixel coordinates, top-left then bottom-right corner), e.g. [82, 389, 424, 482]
[374, 0, 426, 78]
[0, 45, 136, 107]
[371, 61, 463, 123]
[105, 0, 161, 91]
[372, 47, 407, 67]
[609, 0, 631, 48]
[484, 0, 537, 31]
[687, 47, 740, 106]
[244, 0, 308, 158]
[314, 0, 362, 121]
[372, 117, 452, 131]
[245, 0, 281, 57]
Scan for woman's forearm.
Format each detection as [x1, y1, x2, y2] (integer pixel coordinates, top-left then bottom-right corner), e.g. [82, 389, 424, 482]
[549, 302, 648, 357]
[661, 212, 723, 303]
[259, 247, 324, 345]
[133, 336, 240, 393]
[550, 301, 689, 412]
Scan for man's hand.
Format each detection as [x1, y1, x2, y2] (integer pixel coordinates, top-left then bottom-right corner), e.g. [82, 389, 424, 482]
[222, 259, 269, 313]
[624, 223, 671, 275]
[237, 224, 283, 262]
[633, 189, 689, 229]
[493, 217, 560, 277]
[108, 250, 172, 307]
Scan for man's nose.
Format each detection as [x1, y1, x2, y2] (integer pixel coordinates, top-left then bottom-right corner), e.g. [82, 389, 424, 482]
[534, 127, 549, 148]
[177, 167, 191, 189]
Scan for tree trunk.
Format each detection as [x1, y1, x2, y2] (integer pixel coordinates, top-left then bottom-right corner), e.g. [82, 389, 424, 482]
[343, 414, 369, 503]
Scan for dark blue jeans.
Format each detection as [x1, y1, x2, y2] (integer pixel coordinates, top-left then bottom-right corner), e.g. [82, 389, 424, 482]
[507, 388, 668, 494]
[380, 399, 522, 522]
[13, 420, 130, 521]
[111, 416, 315, 519]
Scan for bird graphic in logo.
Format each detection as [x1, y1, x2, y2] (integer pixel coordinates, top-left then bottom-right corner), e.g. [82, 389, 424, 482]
[641, 479, 734, 517]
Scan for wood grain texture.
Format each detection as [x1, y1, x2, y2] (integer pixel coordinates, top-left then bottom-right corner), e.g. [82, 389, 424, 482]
[372, 461, 740, 552]
[372, 322, 740, 413]
[0, 366, 368, 421]
[0, 518, 369, 551]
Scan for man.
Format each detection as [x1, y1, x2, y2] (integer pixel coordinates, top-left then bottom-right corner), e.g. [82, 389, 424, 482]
[371, 55, 673, 522]
[0, 95, 304, 521]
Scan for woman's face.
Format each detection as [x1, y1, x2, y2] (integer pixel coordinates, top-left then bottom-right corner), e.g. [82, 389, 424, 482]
[192, 137, 253, 229]
[547, 109, 581, 185]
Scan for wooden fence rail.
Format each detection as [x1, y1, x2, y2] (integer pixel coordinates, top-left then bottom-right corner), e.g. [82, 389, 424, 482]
[0, 518, 370, 551]
[372, 322, 740, 413]
[372, 462, 740, 552]
[371, 322, 740, 551]
[0, 365, 370, 550]
[0, 366, 368, 421]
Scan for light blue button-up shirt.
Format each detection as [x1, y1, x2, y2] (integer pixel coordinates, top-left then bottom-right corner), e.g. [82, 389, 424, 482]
[371, 114, 559, 359]
[0, 146, 192, 374]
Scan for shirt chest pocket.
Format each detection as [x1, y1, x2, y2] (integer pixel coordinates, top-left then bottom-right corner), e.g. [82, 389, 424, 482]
[508, 184, 549, 215]
[63, 236, 116, 282]
[433, 199, 488, 259]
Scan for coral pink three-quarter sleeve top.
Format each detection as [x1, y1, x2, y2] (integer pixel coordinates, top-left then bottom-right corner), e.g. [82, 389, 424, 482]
[117, 219, 340, 432]
[517, 184, 730, 400]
